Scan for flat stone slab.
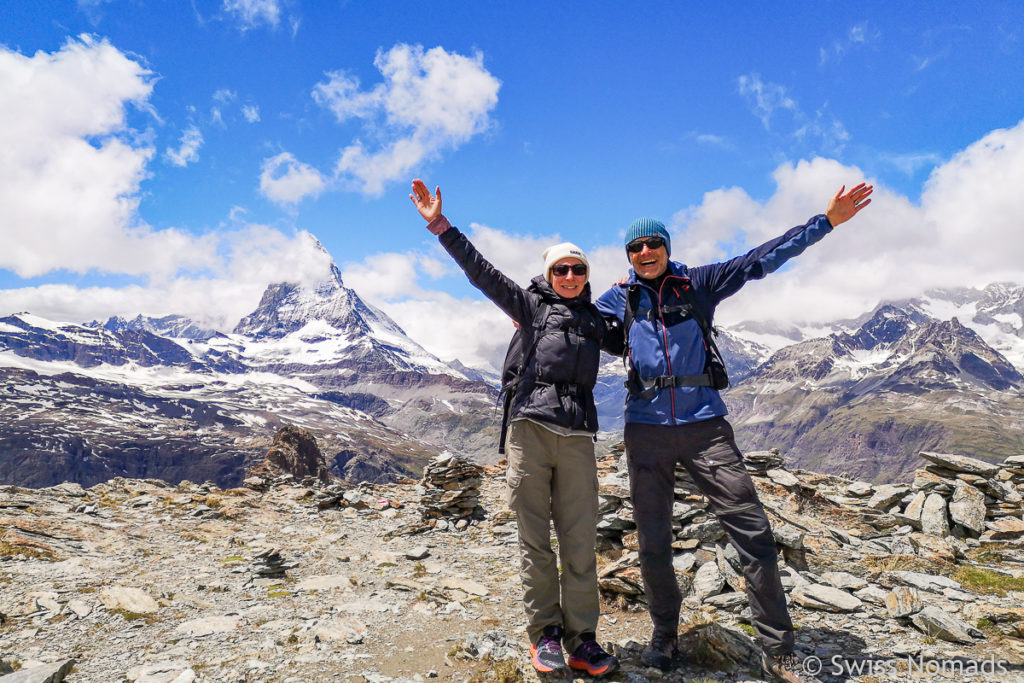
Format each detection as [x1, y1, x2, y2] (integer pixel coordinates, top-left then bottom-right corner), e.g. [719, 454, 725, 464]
[0, 660, 75, 683]
[918, 452, 999, 477]
[910, 605, 983, 644]
[99, 586, 158, 615]
[791, 583, 863, 612]
[890, 571, 963, 593]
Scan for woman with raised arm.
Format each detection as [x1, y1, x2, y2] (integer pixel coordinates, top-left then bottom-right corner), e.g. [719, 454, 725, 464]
[410, 179, 618, 678]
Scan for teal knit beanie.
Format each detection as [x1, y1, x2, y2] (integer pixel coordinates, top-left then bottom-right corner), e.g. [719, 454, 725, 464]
[624, 218, 671, 257]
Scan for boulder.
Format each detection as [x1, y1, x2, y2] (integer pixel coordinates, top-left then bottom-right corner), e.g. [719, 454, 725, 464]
[920, 493, 950, 537]
[948, 481, 986, 534]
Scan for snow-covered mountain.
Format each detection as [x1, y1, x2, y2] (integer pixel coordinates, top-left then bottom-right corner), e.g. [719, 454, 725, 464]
[592, 284, 1024, 483]
[0, 250, 497, 488]
[3, 262, 1023, 488]
[725, 303, 1024, 482]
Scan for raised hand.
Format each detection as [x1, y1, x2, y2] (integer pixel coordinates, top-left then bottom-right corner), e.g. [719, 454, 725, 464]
[409, 179, 442, 223]
[825, 183, 873, 227]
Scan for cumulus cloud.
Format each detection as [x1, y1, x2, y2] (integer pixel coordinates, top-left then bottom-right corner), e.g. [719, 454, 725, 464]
[259, 152, 326, 204]
[348, 119, 1024, 371]
[165, 125, 203, 166]
[0, 226, 336, 331]
[313, 44, 501, 195]
[342, 224, 628, 371]
[241, 104, 260, 122]
[0, 35, 222, 280]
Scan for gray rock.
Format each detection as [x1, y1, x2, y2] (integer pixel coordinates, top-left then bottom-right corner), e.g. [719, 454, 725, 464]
[692, 561, 725, 601]
[890, 571, 963, 593]
[867, 484, 910, 510]
[772, 524, 804, 549]
[852, 586, 889, 606]
[821, 571, 868, 591]
[845, 481, 873, 497]
[766, 468, 800, 488]
[0, 660, 76, 683]
[99, 586, 158, 615]
[672, 552, 697, 574]
[703, 591, 748, 609]
[949, 481, 986, 534]
[910, 605, 983, 643]
[902, 491, 927, 520]
[791, 584, 863, 612]
[126, 660, 196, 683]
[885, 586, 922, 618]
[920, 493, 950, 537]
[918, 452, 999, 477]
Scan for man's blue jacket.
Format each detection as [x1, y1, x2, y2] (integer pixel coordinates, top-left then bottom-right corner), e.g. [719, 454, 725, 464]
[595, 214, 834, 426]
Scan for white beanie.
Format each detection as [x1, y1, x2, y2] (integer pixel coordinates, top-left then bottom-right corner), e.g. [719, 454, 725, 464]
[542, 242, 589, 283]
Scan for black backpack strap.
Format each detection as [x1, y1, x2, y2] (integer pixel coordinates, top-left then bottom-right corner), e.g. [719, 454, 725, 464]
[622, 281, 729, 398]
[498, 301, 551, 454]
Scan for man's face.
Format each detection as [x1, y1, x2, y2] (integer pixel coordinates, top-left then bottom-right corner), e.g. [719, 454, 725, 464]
[627, 237, 669, 279]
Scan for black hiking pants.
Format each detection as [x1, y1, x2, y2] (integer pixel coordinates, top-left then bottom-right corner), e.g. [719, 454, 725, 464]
[625, 417, 794, 655]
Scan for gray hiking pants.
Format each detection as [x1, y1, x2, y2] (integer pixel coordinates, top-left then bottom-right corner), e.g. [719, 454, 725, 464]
[505, 419, 600, 654]
[625, 417, 794, 655]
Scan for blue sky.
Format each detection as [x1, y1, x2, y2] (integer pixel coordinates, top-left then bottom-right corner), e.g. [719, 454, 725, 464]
[2, 1, 1023, 370]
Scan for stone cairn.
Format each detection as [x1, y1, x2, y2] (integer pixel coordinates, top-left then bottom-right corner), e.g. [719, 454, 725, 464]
[831, 451, 1024, 541]
[415, 453, 485, 531]
[595, 446, 1024, 648]
[250, 548, 296, 580]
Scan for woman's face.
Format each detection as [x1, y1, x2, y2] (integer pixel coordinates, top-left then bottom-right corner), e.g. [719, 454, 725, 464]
[549, 257, 587, 298]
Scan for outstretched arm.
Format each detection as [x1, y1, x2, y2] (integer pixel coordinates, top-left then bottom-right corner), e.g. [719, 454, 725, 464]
[409, 179, 448, 235]
[825, 183, 873, 227]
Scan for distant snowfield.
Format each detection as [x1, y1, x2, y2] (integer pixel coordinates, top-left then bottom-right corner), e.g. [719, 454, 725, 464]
[0, 348, 320, 394]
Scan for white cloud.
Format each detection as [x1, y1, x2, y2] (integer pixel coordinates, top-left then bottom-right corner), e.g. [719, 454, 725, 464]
[738, 73, 849, 155]
[223, 0, 281, 30]
[242, 104, 260, 122]
[0, 227, 335, 332]
[259, 152, 326, 204]
[351, 119, 1024, 370]
[165, 125, 203, 166]
[0, 35, 220, 280]
[313, 44, 500, 196]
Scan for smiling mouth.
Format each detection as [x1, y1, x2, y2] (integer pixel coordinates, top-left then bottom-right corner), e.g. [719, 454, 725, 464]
[639, 259, 657, 266]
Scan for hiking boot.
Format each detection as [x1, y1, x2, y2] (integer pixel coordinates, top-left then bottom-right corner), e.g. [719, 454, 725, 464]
[761, 650, 821, 683]
[640, 630, 678, 671]
[568, 634, 619, 677]
[530, 625, 568, 675]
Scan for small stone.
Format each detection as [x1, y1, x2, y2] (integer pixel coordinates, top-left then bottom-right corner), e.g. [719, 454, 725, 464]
[885, 586, 922, 618]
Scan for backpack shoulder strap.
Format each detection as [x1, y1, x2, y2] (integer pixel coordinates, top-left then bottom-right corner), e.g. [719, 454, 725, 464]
[498, 300, 551, 454]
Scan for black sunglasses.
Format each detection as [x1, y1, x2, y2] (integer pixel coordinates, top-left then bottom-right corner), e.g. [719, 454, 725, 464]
[626, 236, 666, 253]
[551, 263, 588, 277]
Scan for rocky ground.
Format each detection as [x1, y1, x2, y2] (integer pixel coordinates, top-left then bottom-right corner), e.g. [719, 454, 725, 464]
[3, 448, 1024, 683]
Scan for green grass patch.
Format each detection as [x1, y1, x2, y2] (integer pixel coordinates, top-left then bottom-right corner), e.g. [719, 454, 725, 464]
[952, 566, 1024, 597]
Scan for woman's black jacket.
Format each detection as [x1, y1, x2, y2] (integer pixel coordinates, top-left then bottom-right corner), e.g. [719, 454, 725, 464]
[438, 224, 605, 435]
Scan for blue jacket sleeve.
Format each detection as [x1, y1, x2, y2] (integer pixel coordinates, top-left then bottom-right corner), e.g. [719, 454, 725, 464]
[689, 214, 834, 308]
[437, 221, 532, 324]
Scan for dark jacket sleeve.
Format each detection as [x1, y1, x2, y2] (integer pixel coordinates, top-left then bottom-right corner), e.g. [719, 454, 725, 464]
[689, 214, 833, 308]
[437, 219, 533, 324]
[595, 285, 627, 355]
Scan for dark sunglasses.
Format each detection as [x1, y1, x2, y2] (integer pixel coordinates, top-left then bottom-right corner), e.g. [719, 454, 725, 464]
[551, 263, 588, 277]
[626, 236, 666, 253]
